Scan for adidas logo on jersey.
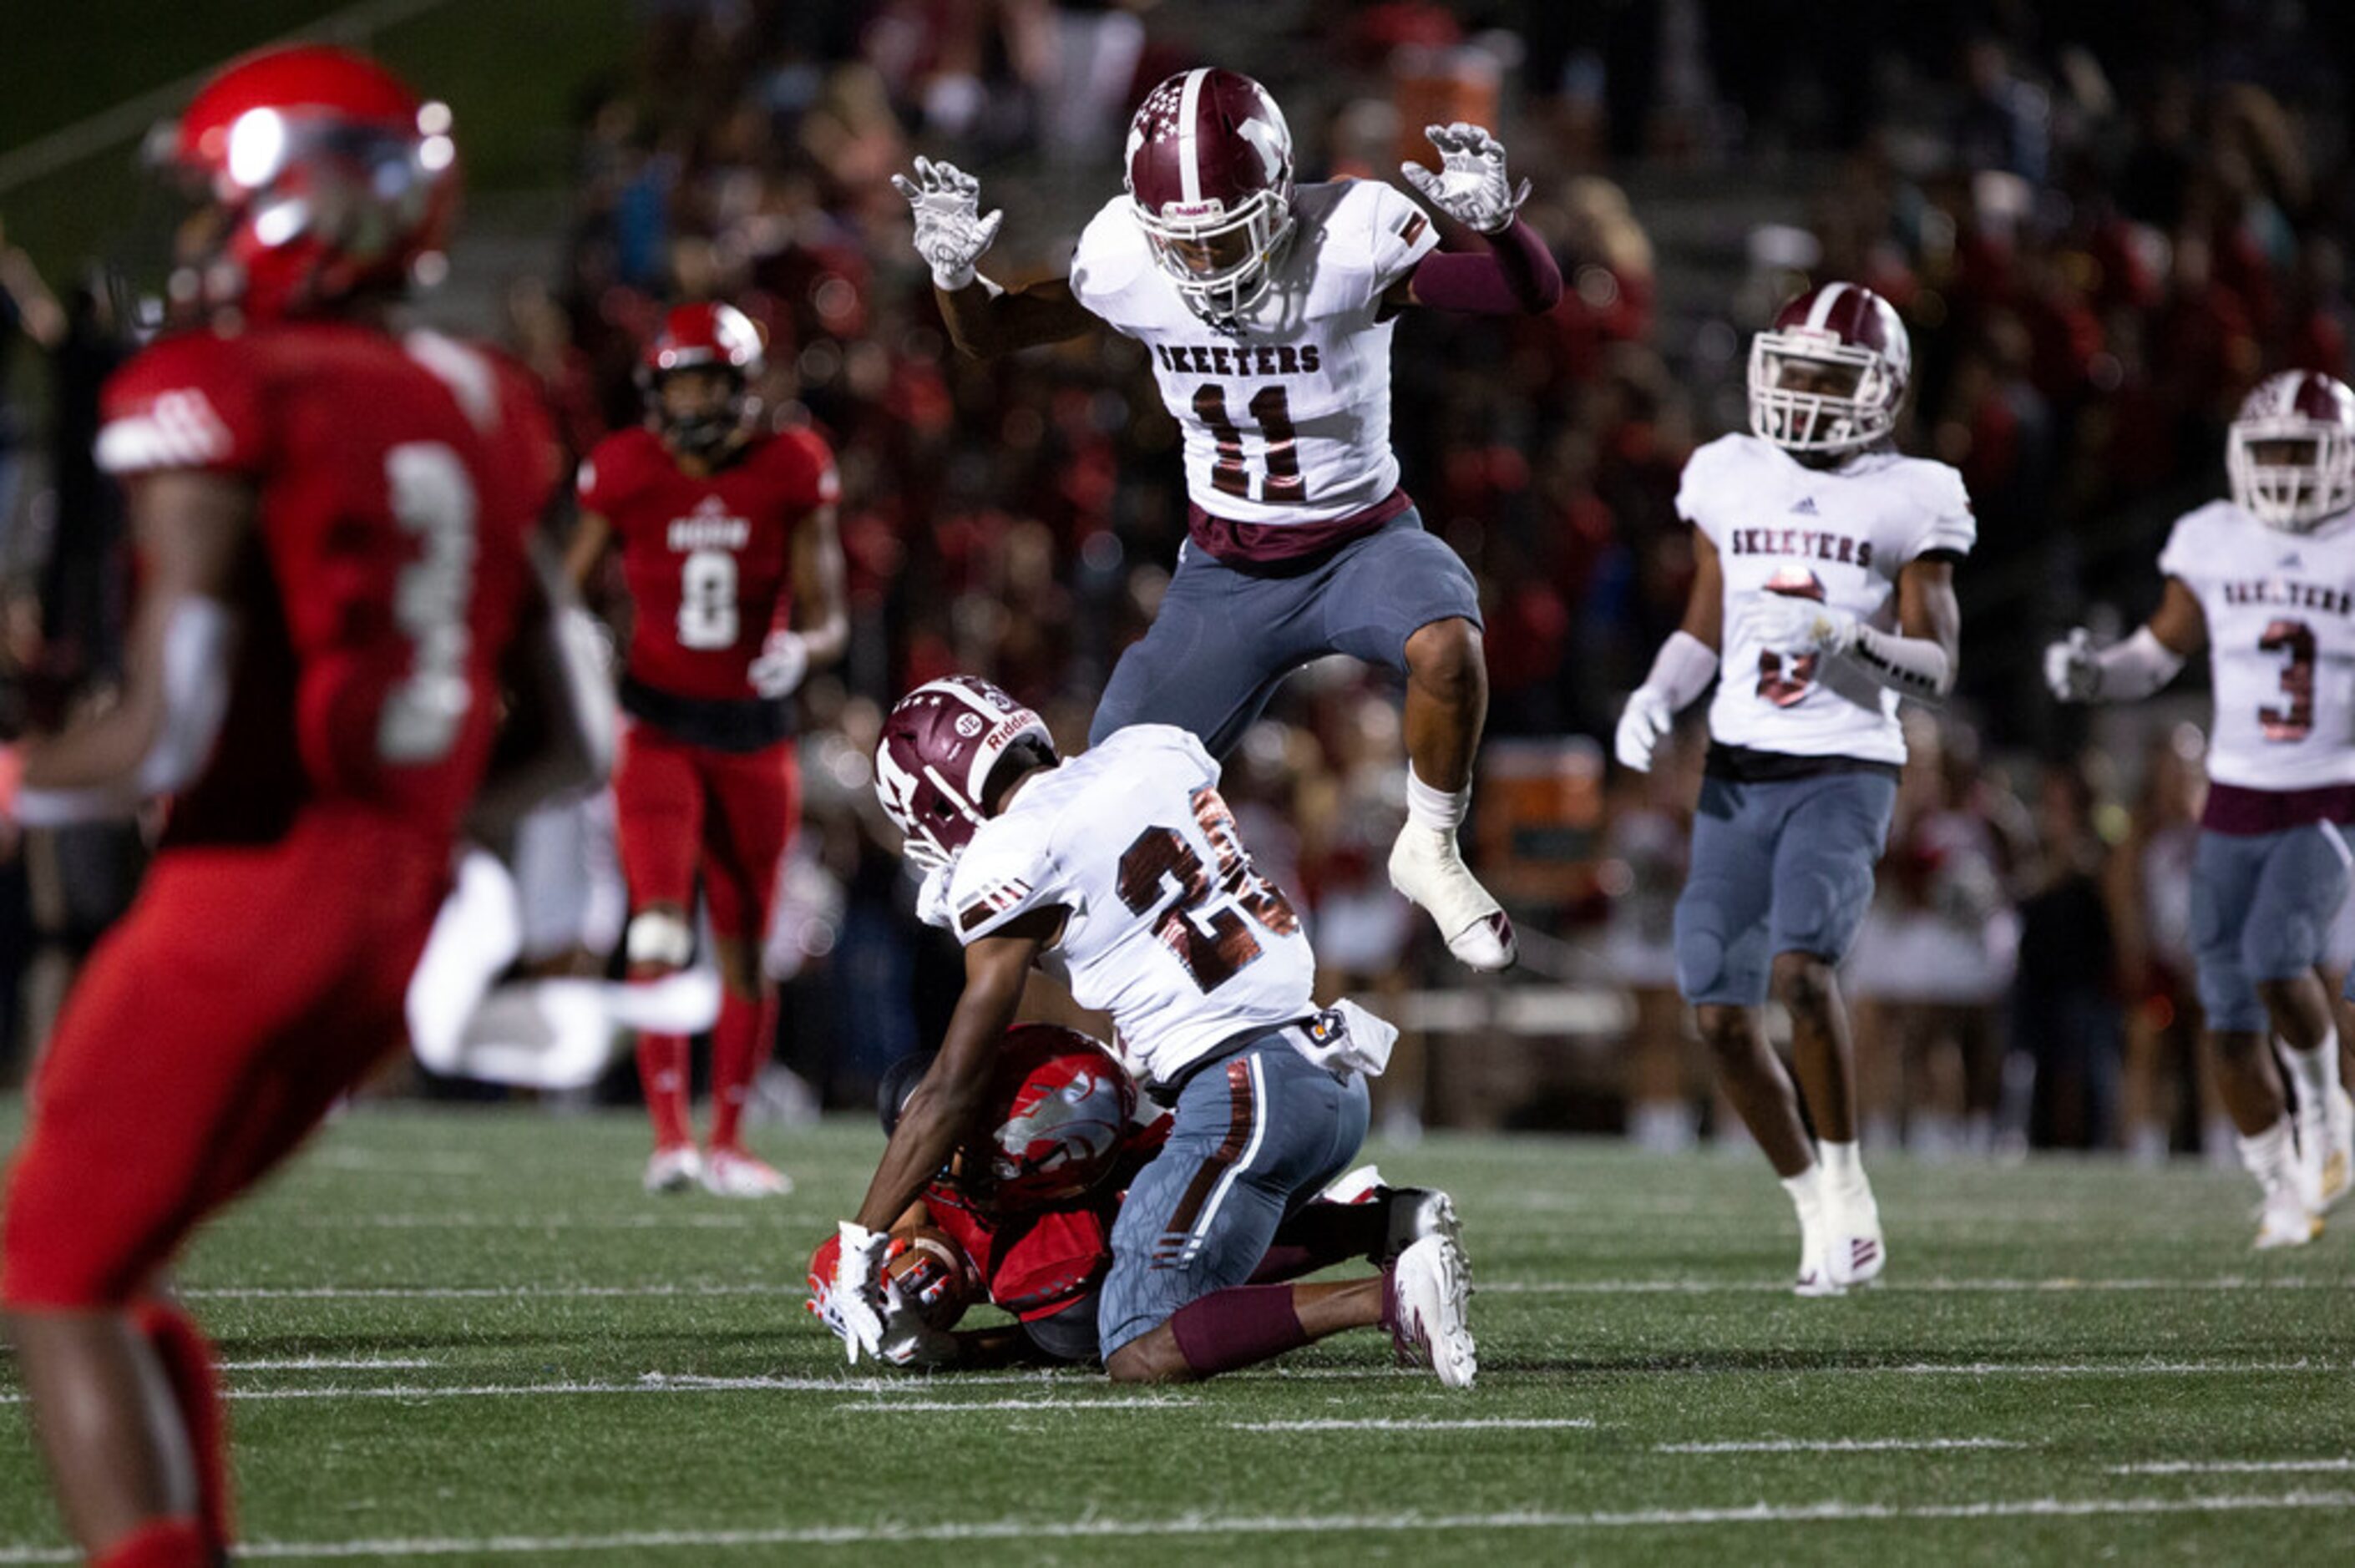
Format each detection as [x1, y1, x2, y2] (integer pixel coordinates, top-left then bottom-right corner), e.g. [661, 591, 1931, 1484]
[1790, 496, 1821, 516]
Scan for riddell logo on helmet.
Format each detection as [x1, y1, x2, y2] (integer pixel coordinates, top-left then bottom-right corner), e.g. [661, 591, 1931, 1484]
[1162, 199, 1225, 222]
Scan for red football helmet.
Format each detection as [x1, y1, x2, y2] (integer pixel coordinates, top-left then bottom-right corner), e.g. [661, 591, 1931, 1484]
[874, 676, 1056, 867]
[976, 1025, 1138, 1210]
[1748, 282, 1911, 455]
[156, 45, 458, 322]
[640, 301, 764, 455]
[2227, 370, 2355, 532]
[1124, 68, 1296, 321]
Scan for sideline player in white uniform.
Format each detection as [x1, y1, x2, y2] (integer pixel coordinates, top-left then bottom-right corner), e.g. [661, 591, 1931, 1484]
[1616, 283, 1973, 1294]
[822, 675, 1474, 1387]
[2048, 370, 2355, 1247]
[891, 67, 1563, 973]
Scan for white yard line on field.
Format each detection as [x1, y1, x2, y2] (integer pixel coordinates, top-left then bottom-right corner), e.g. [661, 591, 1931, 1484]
[836, 1398, 1200, 1413]
[221, 1213, 764, 1230]
[1656, 1439, 2027, 1454]
[180, 1285, 803, 1300]
[218, 1358, 439, 1371]
[1231, 1418, 1597, 1432]
[2109, 1459, 2355, 1474]
[1478, 1277, 2344, 1295]
[3, 1490, 2352, 1561]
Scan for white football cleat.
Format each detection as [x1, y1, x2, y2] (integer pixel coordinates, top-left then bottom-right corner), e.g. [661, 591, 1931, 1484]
[2253, 1184, 2322, 1251]
[2298, 1085, 2353, 1212]
[642, 1145, 702, 1195]
[1825, 1184, 1887, 1289]
[1388, 1233, 1476, 1389]
[1388, 824, 1517, 972]
[701, 1146, 793, 1199]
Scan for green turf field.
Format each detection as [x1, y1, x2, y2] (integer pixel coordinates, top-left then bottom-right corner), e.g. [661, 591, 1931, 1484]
[1, 1105, 2351, 1564]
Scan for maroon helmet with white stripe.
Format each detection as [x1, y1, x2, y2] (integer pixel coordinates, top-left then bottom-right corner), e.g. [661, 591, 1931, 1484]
[875, 676, 1056, 866]
[2227, 370, 2355, 532]
[1125, 68, 1295, 322]
[1748, 282, 1912, 455]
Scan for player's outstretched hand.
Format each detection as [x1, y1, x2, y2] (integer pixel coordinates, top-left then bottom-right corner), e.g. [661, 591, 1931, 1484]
[829, 1221, 893, 1363]
[1401, 124, 1531, 235]
[1748, 593, 1860, 659]
[890, 157, 1003, 292]
[1613, 687, 1673, 773]
[2044, 628, 2100, 702]
[748, 630, 810, 700]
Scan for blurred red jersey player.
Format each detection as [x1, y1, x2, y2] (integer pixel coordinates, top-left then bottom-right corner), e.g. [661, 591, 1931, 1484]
[0, 46, 607, 1568]
[568, 302, 848, 1197]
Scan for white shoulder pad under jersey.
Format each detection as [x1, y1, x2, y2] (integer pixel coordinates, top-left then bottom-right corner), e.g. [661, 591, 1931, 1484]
[951, 724, 1315, 1085]
[1681, 434, 1975, 766]
[2160, 499, 2355, 789]
[1066, 181, 1438, 529]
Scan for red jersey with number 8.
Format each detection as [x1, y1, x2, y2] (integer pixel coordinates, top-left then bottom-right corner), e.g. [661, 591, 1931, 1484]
[577, 425, 838, 701]
[94, 320, 555, 847]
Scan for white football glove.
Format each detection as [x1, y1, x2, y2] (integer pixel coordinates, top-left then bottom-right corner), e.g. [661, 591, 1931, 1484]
[828, 1221, 892, 1363]
[747, 630, 810, 700]
[1748, 594, 1859, 659]
[808, 1259, 960, 1368]
[2044, 628, 2100, 703]
[1613, 687, 1674, 773]
[1400, 123, 1531, 235]
[914, 859, 956, 931]
[889, 157, 1003, 291]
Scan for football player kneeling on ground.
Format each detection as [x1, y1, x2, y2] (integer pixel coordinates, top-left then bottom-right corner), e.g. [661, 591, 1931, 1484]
[822, 677, 1475, 1386]
[808, 1026, 1461, 1368]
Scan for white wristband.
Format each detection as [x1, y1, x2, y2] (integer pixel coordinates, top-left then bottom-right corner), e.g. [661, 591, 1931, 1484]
[2094, 625, 2187, 702]
[1642, 630, 1719, 712]
[1847, 623, 1956, 701]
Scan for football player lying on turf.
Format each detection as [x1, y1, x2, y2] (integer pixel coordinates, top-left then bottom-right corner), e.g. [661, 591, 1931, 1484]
[808, 1026, 1459, 1368]
[824, 676, 1476, 1386]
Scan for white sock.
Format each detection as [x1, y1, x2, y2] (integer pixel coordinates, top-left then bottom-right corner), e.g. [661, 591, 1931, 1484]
[1780, 1163, 1826, 1217]
[2237, 1115, 2298, 1192]
[1818, 1138, 1866, 1194]
[2282, 1028, 2342, 1113]
[1405, 766, 1471, 834]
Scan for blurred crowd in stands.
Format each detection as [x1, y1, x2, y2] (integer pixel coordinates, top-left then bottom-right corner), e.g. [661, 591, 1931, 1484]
[5, 0, 2355, 1157]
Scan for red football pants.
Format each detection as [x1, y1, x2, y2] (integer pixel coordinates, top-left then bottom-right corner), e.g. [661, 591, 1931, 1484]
[2, 807, 451, 1307]
[613, 723, 799, 943]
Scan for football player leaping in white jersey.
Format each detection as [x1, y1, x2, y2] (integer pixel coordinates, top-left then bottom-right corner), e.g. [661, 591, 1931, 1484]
[1616, 284, 1974, 1295]
[891, 68, 1562, 973]
[2048, 370, 2355, 1248]
[823, 676, 1475, 1386]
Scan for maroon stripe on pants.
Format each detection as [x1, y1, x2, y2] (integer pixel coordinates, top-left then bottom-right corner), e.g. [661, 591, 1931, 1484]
[1154, 1058, 1257, 1266]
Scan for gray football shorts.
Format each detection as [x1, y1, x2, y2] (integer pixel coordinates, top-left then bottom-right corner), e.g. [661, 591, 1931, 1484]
[1674, 770, 1897, 1008]
[1088, 508, 1482, 756]
[1096, 1031, 1370, 1361]
[2192, 823, 2351, 1034]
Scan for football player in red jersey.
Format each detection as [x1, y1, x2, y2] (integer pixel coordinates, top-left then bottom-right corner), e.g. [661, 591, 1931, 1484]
[568, 301, 848, 1197]
[0, 47, 606, 1568]
[808, 1027, 1458, 1368]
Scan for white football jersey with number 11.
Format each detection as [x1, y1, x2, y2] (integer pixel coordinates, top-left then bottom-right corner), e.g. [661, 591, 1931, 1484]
[947, 726, 1315, 1088]
[1069, 180, 1440, 529]
[2161, 500, 2355, 790]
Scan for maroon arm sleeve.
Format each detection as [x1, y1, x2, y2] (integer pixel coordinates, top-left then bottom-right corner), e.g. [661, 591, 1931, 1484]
[1406, 218, 1563, 314]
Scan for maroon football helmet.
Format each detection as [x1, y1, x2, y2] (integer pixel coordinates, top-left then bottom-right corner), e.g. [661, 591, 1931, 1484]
[1748, 283, 1911, 455]
[874, 676, 1056, 867]
[1124, 68, 1296, 321]
[2228, 370, 2355, 532]
[641, 301, 764, 456]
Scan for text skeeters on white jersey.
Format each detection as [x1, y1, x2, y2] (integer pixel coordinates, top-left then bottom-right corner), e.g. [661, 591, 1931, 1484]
[1069, 179, 1438, 528]
[1679, 434, 1976, 765]
[946, 726, 1315, 1085]
[2160, 500, 2355, 790]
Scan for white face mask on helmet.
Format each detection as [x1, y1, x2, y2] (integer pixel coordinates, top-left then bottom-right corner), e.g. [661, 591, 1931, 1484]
[2228, 371, 2355, 533]
[1123, 68, 1297, 325]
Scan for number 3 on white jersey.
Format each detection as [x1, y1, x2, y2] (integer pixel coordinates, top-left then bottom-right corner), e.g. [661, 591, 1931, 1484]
[677, 549, 740, 650]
